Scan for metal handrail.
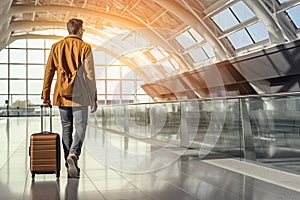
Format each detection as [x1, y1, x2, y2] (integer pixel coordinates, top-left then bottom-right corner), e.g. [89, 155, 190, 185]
[98, 91, 300, 107]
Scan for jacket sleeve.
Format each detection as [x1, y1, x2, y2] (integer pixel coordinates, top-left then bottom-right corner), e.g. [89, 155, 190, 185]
[83, 47, 97, 103]
[42, 46, 56, 100]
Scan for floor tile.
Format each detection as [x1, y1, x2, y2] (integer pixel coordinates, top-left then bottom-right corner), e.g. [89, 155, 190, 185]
[0, 117, 300, 200]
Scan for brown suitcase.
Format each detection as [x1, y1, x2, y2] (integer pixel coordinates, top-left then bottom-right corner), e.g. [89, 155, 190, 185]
[29, 105, 61, 179]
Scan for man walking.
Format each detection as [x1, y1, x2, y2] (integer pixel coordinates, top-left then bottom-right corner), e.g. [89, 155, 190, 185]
[42, 18, 97, 178]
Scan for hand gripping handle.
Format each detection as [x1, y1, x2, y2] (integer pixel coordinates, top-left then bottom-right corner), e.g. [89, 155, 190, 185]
[40, 104, 52, 133]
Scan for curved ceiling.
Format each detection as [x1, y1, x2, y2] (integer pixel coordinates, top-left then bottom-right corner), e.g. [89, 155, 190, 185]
[1, 0, 300, 83]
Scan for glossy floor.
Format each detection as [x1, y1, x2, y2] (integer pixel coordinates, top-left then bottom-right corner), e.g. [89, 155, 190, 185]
[1, 117, 300, 200]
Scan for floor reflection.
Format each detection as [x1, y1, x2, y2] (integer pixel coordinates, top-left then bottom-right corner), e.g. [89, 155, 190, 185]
[0, 117, 300, 200]
[64, 178, 79, 200]
[30, 180, 61, 200]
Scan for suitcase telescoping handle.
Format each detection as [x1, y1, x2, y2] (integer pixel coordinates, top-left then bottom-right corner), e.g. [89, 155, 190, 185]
[40, 104, 52, 133]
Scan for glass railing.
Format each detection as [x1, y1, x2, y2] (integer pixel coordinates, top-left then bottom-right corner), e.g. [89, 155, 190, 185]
[0, 106, 60, 117]
[90, 92, 300, 175]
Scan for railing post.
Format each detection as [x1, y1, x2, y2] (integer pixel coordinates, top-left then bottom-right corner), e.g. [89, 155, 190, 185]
[180, 102, 189, 147]
[240, 98, 256, 160]
[124, 106, 129, 133]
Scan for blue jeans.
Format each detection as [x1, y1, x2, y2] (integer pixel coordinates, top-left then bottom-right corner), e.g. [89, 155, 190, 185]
[59, 106, 88, 160]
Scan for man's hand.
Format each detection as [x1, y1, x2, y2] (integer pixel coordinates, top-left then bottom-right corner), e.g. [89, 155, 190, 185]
[90, 101, 98, 113]
[43, 99, 51, 107]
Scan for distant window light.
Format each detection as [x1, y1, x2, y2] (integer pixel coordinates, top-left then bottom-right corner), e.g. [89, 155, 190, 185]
[27, 39, 45, 48]
[189, 28, 204, 42]
[0, 49, 8, 63]
[149, 48, 165, 60]
[122, 66, 135, 79]
[212, 8, 239, 31]
[175, 31, 197, 48]
[9, 49, 26, 63]
[202, 44, 215, 58]
[107, 66, 120, 79]
[9, 39, 26, 48]
[159, 48, 169, 57]
[46, 39, 59, 48]
[230, 1, 255, 22]
[286, 5, 300, 29]
[246, 22, 269, 43]
[0, 80, 8, 94]
[93, 51, 109, 65]
[0, 64, 8, 78]
[10, 65, 26, 79]
[188, 47, 208, 63]
[227, 29, 253, 49]
[161, 61, 175, 73]
[169, 58, 179, 69]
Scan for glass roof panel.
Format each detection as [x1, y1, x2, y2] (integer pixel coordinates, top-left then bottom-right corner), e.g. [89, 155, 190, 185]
[175, 30, 197, 48]
[230, 1, 255, 22]
[227, 29, 253, 49]
[189, 28, 204, 42]
[212, 8, 239, 31]
[161, 61, 175, 73]
[149, 48, 165, 60]
[202, 44, 215, 58]
[246, 22, 269, 43]
[188, 47, 208, 63]
[169, 58, 179, 69]
[278, 0, 287, 4]
[286, 5, 300, 28]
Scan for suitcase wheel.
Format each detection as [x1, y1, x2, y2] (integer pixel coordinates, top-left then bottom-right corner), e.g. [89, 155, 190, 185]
[56, 172, 60, 179]
[31, 172, 35, 179]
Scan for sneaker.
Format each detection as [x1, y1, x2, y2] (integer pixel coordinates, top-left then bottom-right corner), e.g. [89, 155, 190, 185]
[67, 154, 79, 178]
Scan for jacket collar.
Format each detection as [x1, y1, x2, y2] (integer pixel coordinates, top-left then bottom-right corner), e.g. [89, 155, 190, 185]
[65, 35, 82, 40]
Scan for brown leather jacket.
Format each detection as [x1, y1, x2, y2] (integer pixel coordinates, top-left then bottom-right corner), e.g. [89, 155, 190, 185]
[42, 35, 97, 107]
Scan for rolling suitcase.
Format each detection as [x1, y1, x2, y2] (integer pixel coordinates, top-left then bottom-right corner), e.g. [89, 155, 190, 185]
[29, 105, 61, 179]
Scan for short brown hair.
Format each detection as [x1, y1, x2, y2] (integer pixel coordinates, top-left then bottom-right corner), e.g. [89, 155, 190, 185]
[67, 18, 83, 34]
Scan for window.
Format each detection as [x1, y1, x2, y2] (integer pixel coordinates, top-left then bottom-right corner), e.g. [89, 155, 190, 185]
[286, 5, 300, 29]
[28, 65, 45, 78]
[107, 66, 120, 79]
[0, 38, 148, 115]
[0, 49, 8, 63]
[161, 61, 175, 73]
[96, 80, 106, 94]
[107, 80, 121, 94]
[0, 64, 8, 78]
[188, 47, 208, 62]
[27, 39, 44, 48]
[122, 66, 135, 79]
[227, 29, 253, 49]
[28, 50, 45, 63]
[0, 80, 8, 94]
[10, 65, 26, 78]
[212, 1, 255, 31]
[9, 39, 26, 48]
[122, 81, 135, 94]
[202, 44, 215, 58]
[278, 0, 287, 4]
[226, 21, 269, 50]
[9, 49, 26, 63]
[169, 58, 179, 70]
[246, 22, 269, 43]
[10, 80, 26, 94]
[175, 28, 204, 49]
[149, 48, 165, 60]
[28, 80, 43, 94]
[230, 1, 255, 22]
[212, 9, 239, 31]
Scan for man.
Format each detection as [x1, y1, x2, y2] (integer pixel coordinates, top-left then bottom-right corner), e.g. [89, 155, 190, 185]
[42, 18, 98, 178]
